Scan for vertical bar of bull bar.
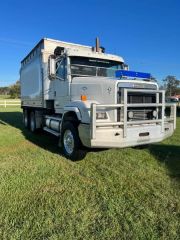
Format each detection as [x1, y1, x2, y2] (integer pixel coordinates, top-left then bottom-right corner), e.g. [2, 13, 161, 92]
[156, 92, 159, 120]
[173, 104, 176, 130]
[91, 103, 96, 139]
[161, 91, 165, 133]
[123, 89, 127, 137]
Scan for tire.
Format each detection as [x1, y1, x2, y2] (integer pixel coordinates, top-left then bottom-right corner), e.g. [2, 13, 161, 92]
[23, 109, 29, 128]
[30, 111, 36, 132]
[61, 121, 86, 161]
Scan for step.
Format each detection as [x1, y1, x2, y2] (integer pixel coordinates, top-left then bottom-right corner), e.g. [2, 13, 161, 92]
[45, 115, 62, 122]
[43, 127, 60, 137]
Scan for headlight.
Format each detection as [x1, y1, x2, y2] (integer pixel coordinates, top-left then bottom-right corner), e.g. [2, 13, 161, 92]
[152, 110, 157, 118]
[96, 112, 108, 119]
[128, 111, 134, 118]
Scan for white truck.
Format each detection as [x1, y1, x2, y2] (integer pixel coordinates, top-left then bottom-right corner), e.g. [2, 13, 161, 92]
[20, 38, 176, 160]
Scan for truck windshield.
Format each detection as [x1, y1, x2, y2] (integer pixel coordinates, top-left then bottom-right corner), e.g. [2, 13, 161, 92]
[70, 56, 123, 78]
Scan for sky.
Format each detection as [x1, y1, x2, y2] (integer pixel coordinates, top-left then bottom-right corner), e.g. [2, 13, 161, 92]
[0, 0, 180, 87]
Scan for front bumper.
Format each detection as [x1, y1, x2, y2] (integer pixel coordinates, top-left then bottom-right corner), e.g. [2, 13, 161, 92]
[79, 122, 174, 148]
[79, 89, 176, 149]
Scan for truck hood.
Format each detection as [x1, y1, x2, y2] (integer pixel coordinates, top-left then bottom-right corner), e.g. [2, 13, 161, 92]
[71, 76, 117, 104]
[72, 76, 158, 89]
[71, 76, 158, 107]
[72, 76, 117, 84]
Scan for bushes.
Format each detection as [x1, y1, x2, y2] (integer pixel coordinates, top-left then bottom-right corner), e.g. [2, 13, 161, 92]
[9, 81, 20, 99]
[0, 81, 20, 99]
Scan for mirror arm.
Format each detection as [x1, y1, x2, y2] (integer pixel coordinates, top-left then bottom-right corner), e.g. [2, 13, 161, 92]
[56, 76, 65, 81]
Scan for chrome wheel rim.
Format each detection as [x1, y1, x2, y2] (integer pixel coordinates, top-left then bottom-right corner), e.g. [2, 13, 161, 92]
[63, 130, 74, 155]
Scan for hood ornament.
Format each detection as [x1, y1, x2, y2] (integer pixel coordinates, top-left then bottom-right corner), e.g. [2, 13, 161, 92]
[82, 86, 87, 91]
[107, 87, 112, 94]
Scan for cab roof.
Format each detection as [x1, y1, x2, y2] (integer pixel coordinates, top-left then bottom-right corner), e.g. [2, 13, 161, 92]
[21, 38, 124, 64]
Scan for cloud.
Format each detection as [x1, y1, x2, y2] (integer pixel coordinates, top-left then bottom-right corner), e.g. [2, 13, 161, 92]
[0, 38, 32, 47]
[0, 81, 16, 87]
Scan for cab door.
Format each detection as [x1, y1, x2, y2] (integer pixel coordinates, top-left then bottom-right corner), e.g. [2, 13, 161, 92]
[53, 57, 69, 112]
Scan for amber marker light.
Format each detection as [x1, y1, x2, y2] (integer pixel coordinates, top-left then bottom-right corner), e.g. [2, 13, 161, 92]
[81, 95, 87, 101]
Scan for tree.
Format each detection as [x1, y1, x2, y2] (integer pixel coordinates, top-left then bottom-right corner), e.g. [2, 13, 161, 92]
[0, 86, 10, 95]
[163, 75, 180, 96]
[9, 80, 20, 99]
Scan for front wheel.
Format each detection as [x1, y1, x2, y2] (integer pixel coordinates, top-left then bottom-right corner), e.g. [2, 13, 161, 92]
[61, 122, 86, 161]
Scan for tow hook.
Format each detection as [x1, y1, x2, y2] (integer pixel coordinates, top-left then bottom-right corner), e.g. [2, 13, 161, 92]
[115, 132, 120, 136]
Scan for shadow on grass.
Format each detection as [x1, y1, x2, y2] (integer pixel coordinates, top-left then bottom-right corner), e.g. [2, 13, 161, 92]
[0, 111, 60, 155]
[0, 120, 6, 125]
[149, 144, 180, 181]
[0, 111, 179, 176]
[0, 111, 106, 160]
[177, 109, 180, 117]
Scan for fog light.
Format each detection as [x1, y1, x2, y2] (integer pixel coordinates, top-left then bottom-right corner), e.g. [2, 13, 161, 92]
[128, 111, 134, 118]
[152, 110, 157, 118]
[96, 112, 107, 119]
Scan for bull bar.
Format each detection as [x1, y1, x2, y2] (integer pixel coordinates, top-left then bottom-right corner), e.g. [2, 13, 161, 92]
[90, 89, 176, 140]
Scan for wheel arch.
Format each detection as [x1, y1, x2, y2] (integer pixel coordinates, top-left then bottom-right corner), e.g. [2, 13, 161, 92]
[59, 110, 81, 148]
[61, 110, 81, 128]
[63, 106, 82, 121]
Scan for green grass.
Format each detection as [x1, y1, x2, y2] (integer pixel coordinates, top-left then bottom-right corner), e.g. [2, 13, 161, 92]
[0, 108, 180, 239]
[0, 95, 10, 99]
[0, 95, 20, 99]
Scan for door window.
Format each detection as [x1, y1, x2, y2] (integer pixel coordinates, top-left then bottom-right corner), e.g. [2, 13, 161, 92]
[56, 58, 66, 80]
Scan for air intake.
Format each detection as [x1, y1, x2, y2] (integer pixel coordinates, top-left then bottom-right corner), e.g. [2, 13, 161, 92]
[54, 47, 64, 56]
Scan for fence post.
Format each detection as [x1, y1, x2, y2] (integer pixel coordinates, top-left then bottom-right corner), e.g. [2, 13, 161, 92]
[0, 99, 20, 108]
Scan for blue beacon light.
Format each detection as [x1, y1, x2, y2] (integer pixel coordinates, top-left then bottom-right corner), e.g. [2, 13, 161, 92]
[116, 70, 151, 79]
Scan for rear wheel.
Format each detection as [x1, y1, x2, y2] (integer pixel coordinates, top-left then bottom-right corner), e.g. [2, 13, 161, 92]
[61, 122, 86, 161]
[30, 111, 36, 132]
[23, 109, 29, 128]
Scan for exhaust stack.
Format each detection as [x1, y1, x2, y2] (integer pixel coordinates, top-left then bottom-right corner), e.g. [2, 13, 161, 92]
[95, 37, 100, 52]
[92, 37, 105, 53]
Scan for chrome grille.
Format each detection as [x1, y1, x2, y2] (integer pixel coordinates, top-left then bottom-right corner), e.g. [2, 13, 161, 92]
[128, 93, 156, 104]
[128, 109, 154, 120]
[117, 90, 157, 121]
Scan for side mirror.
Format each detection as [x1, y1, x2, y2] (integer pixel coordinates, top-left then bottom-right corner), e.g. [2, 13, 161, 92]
[123, 64, 129, 70]
[49, 56, 56, 80]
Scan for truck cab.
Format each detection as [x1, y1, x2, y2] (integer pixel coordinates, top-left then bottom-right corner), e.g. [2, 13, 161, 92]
[20, 38, 176, 160]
